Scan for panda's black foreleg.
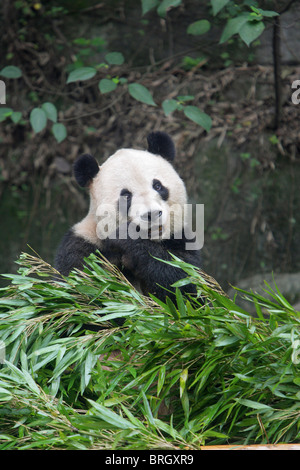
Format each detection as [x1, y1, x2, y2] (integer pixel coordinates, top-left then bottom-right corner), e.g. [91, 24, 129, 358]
[54, 229, 99, 276]
[104, 234, 200, 302]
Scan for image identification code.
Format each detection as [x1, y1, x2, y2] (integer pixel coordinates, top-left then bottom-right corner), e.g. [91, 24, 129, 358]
[105, 454, 194, 466]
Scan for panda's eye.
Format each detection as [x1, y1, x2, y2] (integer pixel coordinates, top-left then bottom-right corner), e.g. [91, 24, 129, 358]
[152, 179, 169, 201]
[153, 180, 162, 192]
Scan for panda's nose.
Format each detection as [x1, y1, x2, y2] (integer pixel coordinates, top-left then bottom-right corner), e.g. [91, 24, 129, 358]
[140, 210, 162, 222]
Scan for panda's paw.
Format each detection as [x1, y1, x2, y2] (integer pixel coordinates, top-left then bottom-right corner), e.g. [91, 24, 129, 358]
[121, 252, 135, 271]
[104, 238, 140, 272]
[106, 225, 139, 250]
[104, 225, 152, 273]
[104, 231, 138, 255]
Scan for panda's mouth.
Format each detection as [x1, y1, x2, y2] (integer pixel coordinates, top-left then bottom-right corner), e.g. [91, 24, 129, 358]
[135, 224, 163, 238]
[148, 225, 163, 237]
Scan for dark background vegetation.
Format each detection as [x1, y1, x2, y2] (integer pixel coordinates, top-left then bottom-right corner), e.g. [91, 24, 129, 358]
[0, 0, 299, 304]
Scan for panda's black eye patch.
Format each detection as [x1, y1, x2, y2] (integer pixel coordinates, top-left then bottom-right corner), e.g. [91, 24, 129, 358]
[119, 188, 132, 214]
[153, 180, 162, 191]
[120, 188, 132, 199]
[153, 179, 169, 201]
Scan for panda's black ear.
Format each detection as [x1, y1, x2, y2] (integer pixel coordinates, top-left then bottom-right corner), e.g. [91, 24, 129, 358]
[73, 154, 99, 187]
[147, 131, 175, 162]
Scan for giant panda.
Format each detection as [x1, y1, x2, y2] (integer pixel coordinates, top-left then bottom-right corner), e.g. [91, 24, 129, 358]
[55, 131, 201, 301]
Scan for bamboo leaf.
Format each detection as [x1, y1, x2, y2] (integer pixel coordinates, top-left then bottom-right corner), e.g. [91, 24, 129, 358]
[237, 398, 273, 411]
[180, 368, 188, 398]
[141, 390, 155, 426]
[87, 399, 138, 429]
[157, 365, 166, 396]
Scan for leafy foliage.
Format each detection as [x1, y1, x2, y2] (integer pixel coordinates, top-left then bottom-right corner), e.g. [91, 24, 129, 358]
[29, 104, 67, 142]
[66, 67, 97, 84]
[0, 252, 299, 449]
[187, 20, 211, 36]
[142, 0, 278, 48]
[0, 66, 22, 79]
[183, 106, 212, 132]
[29, 108, 47, 134]
[128, 83, 157, 107]
[142, 0, 182, 17]
[217, 3, 278, 46]
[1, 0, 279, 143]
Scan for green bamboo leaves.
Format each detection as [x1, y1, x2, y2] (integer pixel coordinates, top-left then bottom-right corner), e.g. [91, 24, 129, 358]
[1, 252, 300, 448]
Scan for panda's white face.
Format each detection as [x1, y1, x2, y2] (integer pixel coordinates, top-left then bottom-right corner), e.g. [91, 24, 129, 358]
[90, 149, 187, 241]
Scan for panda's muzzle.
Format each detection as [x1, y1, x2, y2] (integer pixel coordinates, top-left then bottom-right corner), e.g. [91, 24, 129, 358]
[140, 210, 163, 237]
[140, 210, 162, 223]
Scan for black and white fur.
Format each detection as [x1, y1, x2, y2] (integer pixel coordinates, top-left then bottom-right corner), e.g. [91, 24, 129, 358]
[55, 132, 201, 301]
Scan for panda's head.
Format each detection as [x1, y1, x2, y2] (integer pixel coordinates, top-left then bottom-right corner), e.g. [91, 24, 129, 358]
[74, 132, 187, 241]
